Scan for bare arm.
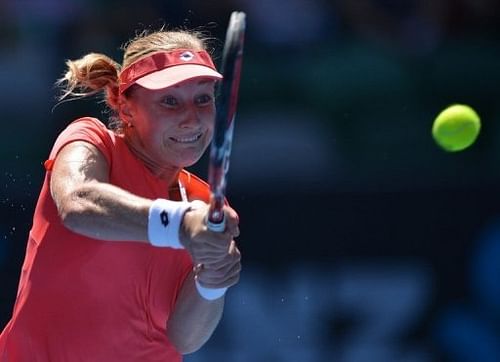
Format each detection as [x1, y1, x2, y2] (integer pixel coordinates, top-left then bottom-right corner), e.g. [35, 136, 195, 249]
[168, 244, 241, 354]
[167, 271, 225, 354]
[170, 204, 241, 354]
[50, 141, 152, 242]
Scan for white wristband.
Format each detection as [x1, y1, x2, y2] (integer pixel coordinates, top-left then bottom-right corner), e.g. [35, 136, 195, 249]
[195, 280, 228, 300]
[148, 199, 192, 248]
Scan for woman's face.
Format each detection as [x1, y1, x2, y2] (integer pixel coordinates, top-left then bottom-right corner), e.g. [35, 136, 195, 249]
[122, 78, 216, 170]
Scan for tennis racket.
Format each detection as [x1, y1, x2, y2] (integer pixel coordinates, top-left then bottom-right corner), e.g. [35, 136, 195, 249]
[207, 11, 246, 232]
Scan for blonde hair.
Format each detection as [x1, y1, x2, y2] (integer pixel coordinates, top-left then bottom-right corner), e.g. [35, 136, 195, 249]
[57, 29, 211, 132]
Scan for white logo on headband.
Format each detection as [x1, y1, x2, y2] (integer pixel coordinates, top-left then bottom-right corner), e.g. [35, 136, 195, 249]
[179, 51, 194, 61]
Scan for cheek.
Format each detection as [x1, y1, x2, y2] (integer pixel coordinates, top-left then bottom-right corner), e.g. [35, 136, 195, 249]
[201, 107, 216, 130]
[202, 116, 215, 145]
[204, 125, 214, 143]
[132, 113, 167, 148]
[136, 108, 165, 134]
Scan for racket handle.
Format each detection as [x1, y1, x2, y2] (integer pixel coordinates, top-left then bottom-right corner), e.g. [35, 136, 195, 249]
[207, 214, 226, 232]
[207, 196, 225, 232]
[200, 208, 227, 300]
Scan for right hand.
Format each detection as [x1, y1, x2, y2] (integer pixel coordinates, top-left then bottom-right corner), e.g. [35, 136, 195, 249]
[180, 200, 240, 267]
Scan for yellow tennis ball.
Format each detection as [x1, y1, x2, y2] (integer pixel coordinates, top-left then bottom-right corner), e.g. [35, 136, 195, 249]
[432, 104, 481, 152]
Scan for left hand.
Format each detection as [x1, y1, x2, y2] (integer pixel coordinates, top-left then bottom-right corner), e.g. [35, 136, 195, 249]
[180, 200, 242, 289]
[195, 239, 242, 289]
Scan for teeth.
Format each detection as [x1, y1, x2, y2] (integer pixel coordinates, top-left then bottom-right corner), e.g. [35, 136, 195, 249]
[172, 134, 201, 143]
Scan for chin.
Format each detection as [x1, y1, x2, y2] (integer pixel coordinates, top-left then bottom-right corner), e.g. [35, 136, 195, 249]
[183, 156, 203, 168]
[176, 153, 204, 168]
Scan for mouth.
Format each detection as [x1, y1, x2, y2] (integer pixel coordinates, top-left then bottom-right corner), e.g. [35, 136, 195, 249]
[170, 133, 203, 144]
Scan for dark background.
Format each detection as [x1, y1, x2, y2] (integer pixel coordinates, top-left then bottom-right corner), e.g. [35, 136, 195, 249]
[1, 1, 500, 361]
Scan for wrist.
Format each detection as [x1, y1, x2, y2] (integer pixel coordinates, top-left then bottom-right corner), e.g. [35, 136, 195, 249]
[195, 279, 228, 301]
[148, 199, 192, 248]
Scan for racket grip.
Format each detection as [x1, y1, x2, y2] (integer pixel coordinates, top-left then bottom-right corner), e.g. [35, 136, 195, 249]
[207, 215, 226, 232]
[207, 197, 225, 232]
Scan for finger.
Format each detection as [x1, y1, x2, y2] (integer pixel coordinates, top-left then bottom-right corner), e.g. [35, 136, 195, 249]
[196, 272, 238, 289]
[190, 199, 207, 210]
[215, 259, 241, 279]
[228, 240, 240, 255]
[216, 257, 241, 276]
[223, 212, 239, 234]
[191, 238, 232, 257]
[229, 226, 240, 238]
[188, 234, 232, 254]
[200, 256, 241, 281]
[203, 223, 238, 241]
[223, 205, 239, 224]
[196, 274, 240, 288]
[219, 206, 239, 232]
[194, 252, 230, 265]
[191, 240, 239, 264]
[201, 244, 240, 270]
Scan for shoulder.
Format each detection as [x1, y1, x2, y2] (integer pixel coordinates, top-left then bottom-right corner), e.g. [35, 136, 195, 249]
[65, 117, 113, 135]
[46, 117, 115, 171]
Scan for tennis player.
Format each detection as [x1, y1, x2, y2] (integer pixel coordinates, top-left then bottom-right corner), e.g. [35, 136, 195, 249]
[0, 29, 241, 361]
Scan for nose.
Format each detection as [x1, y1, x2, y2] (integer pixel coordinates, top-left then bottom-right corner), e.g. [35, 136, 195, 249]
[179, 105, 201, 128]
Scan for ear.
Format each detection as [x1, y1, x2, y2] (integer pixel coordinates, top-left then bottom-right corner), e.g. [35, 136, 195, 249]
[118, 96, 134, 125]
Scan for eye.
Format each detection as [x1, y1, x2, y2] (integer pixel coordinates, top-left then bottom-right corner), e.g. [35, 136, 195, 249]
[162, 95, 178, 107]
[195, 94, 213, 106]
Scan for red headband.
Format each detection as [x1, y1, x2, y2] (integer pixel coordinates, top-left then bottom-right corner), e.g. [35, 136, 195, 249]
[118, 49, 222, 94]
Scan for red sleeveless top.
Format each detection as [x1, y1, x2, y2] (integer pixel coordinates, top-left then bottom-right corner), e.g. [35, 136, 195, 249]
[0, 117, 211, 362]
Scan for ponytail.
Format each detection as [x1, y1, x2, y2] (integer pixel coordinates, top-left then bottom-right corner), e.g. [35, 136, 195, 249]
[56, 53, 121, 111]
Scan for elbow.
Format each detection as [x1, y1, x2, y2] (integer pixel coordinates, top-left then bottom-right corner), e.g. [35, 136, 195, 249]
[56, 188, 93, 233]
[59, 206, 83, 233]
